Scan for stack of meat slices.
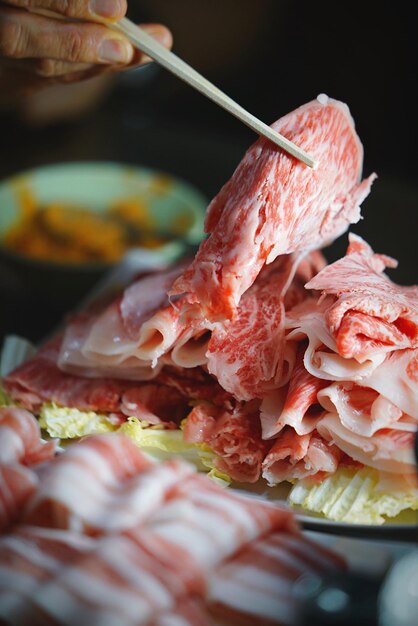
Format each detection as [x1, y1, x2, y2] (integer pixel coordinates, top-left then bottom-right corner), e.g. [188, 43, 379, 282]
[2, 95, 417, 514]
[0, 407, 344, 625]
[261, 234, 418, 487]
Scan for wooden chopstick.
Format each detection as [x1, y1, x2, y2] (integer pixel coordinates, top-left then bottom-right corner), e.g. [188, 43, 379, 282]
[25, 8, 315, 168]
[111, 18, 317, 169]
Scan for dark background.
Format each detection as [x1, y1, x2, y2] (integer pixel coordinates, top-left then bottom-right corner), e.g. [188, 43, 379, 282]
[0, 0, 417, 344]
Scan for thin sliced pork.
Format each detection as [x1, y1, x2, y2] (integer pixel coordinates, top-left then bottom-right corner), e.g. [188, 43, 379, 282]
[208, 532, 345, 626]
[317, 413, 417, 475]
[0, 464, 38, 533]
[205, 252, 324, 403]
[286, 297, 386, 381]
[0, 408, 57, 532]
[261, 343, 328, 439]
[170, 95, 375, 321]
[0, 407, 56, 466]
[317, 382, 416, 436]
[24, 434, 180, 534]
[206, 256, 290, 401]
[3, 339, 198, 425]
[149, 472, 296, 570]
[0, 527, 201, 626]
[361, 347, 418, 419]
[0, 526, 97, 624]
[1, 432, 334, 626]
[305, 234, 418, 362]
[262, 427, 342, 485]
[3, 337, 136, 414]
[58, 265, 189, 380]
[183, 403, 268, 483]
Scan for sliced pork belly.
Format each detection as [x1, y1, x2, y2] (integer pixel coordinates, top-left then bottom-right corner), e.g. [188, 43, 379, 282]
[149, 473, 296, 571]
[24, 434, 197, 534]
[0, 526, 97, 625]
[286, 297, 386, 381]
[3, 336, 135, 414]
[317, 382, 416, 436]
[0, 408, 57, 532]
[208, 532, 345, 626]
[0, 527, 201, 626]
[260, 343, 328, 439]
[0, 452, 298, 626]
[58, 264, 197, 380]
[39, 533, 200, 626]
[262, 428, 342, 485]
[0, 527, 344, 626]
[305, 234, 418, 362]
[316, 413, 417, 476]
[170, 95, 375, 322]
[0, 464, 38, 532]
[0, 510, 297, 626]
[363, 347, 418, 419]
[0, 424, 350, 626]
[3, 339, 195, 425]
[0, 407, 56, 466]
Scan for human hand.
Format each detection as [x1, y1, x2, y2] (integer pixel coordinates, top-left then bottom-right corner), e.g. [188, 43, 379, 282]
[0, 1, 172, 97]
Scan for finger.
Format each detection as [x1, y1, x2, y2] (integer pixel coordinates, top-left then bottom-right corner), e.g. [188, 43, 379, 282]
[128, 23, 173, 66]
[34, 58, 93, 77]
[2, 56, 93, 76]
[72, 24, 173, 75]
[26, 24, 173, 83]
[47, 66, 103, 83]
[0, 6, 134, 63]
[1, 0, 127, 22]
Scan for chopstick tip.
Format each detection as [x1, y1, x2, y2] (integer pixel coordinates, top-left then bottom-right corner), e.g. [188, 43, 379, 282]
[299, 153, 317, 169]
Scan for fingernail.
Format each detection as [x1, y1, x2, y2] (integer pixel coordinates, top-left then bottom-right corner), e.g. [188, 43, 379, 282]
[142, 25, 172, 48]
[90, 0, 124, 19]
[99, 38, 133, 63]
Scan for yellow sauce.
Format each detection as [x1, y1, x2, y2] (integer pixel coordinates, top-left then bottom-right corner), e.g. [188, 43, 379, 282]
[3, 193, 180, 264]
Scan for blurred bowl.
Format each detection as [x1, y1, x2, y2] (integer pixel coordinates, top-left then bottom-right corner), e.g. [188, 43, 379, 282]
[0, 161, 207, 308]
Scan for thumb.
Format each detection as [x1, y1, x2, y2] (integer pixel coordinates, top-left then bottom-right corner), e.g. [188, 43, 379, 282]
[2, 0, 127, 21]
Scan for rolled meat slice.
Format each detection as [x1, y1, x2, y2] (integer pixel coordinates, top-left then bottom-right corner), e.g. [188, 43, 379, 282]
[0, 408, 57, 532]
[206, 255, 295, 402]
[170, 95, 375, 322]
[305, 234, 418, 362]
[24, 434, 196, 535]
[149, 473, 296, 570]
[0, 406, 56, 466]
[317, 382, 416, 437]
[316, 413, 417, 476]
[183, 403, 268, 483]
[262, 428, 342, 485]
[3, 339, 197, 425]
[260, 343, 328, 439]
[208, 531, 345, 626]
[58, 265, 189, 379]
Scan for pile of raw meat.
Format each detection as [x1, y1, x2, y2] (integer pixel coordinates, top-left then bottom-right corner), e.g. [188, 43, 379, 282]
[3, 95, 418, 493]
[0, 406, 344, 625]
